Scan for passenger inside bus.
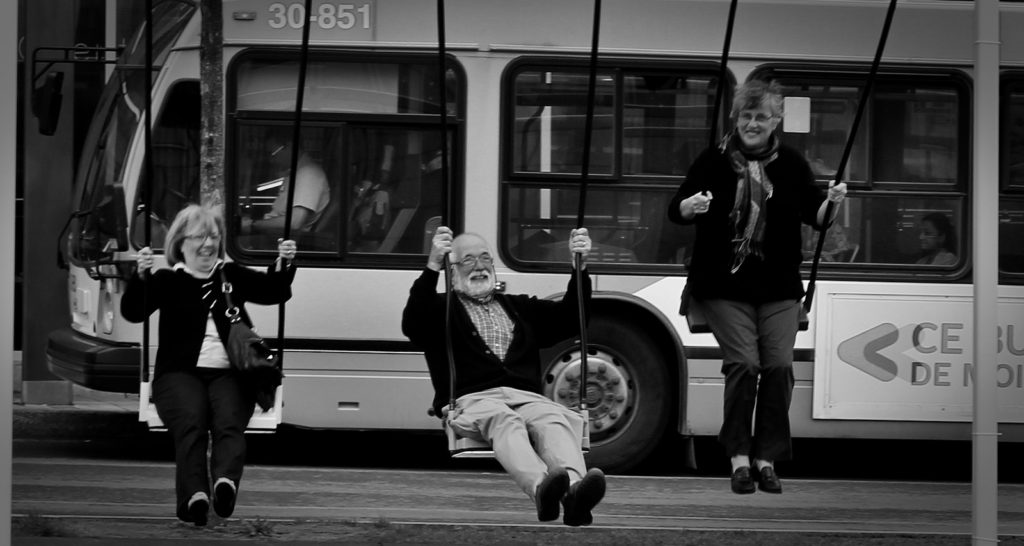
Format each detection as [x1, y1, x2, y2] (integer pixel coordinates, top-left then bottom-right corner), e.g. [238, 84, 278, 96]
[242, 136, 331, 236]
[402, 226, 607, 527]
[347, 178, 391, 252]
[916, 212, 957, 266]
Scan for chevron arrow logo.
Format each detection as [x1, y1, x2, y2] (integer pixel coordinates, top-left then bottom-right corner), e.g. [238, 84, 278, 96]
[837, 323, 900, 382]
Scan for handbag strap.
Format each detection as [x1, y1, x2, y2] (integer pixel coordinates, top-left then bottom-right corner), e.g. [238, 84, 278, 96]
[218, 268, 242, 323]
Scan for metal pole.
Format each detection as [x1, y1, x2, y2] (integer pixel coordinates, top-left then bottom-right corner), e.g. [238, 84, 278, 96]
[1, 0, 18, 537]
[972, 0, 1000, 543]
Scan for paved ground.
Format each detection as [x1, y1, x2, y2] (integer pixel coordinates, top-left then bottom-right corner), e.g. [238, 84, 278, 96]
[12, 383, 1024, 545]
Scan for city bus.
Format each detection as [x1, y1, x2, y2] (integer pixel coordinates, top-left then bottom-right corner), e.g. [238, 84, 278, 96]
[45, 0, 1024, 473]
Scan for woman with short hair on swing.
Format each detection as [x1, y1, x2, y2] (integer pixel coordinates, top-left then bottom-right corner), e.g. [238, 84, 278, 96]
[122, 204, 297, 525]
[669, 80, 847, 494]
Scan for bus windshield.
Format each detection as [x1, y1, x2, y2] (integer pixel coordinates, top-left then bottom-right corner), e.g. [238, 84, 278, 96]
[66, 1, 195, 269]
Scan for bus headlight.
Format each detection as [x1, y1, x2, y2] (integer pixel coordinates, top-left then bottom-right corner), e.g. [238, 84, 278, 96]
[98, 285, 114, 335]
[69, 274, 77, 314]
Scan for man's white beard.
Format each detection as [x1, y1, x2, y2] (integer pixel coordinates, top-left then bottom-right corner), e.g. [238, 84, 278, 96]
[455, 271, 495, 299]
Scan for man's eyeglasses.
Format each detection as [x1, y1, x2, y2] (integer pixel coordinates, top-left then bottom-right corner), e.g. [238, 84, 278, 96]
[185, 233, 221, 244]
[456, 253, 493, 268]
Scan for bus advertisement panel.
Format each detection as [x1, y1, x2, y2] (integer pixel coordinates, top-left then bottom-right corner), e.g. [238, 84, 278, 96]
[814, 283, 1024, 422]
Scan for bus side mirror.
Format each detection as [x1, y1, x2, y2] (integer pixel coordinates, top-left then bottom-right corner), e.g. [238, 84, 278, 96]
[33, 71, 64, 136]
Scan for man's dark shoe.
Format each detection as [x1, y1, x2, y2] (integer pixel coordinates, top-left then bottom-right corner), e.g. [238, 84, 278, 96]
[756, 466, 783, 494]
[213, 478, 238, 518]
[535, 468, 570, 522]
[730, 466, 756, 494]
[562, 468, 606, 527]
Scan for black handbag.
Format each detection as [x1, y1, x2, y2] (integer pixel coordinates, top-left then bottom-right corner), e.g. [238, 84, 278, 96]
[220, 269, 279, 373]
[678, 283, 712, 334]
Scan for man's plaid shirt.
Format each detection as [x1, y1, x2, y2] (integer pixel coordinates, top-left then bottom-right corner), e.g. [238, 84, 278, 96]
[457, 292, 514, 361]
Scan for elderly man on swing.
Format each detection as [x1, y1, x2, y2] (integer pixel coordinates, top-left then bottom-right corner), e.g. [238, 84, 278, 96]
[401, 226, 606, 526]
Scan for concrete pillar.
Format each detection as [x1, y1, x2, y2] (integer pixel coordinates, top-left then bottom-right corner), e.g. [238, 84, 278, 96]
[20, 0, 105, 403]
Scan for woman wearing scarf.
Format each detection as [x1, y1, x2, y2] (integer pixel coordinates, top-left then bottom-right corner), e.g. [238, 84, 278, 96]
[668, 80, 846, 495]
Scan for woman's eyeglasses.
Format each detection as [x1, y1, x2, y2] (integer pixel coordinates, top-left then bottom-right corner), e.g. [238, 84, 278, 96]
[185, 233, 221, 243]
[737, 112, 775, 124]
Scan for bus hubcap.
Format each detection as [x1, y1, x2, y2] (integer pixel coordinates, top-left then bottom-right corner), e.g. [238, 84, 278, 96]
[545, 347, 633, 439]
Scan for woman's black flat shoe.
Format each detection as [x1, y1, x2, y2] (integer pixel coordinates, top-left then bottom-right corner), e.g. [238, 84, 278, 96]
[730, 466, 756, 494]
[756, 466, 783, 494]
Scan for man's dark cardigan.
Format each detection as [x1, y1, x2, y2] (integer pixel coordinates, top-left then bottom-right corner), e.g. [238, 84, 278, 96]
[402, 267, 591, 418]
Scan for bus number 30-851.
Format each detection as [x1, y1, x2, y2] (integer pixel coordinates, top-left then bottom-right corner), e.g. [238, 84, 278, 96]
[268, 2, 372, 30]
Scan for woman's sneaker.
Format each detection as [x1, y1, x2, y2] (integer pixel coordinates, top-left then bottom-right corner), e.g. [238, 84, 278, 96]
[186, 491, 209, 526]
[213, 478, 237, 518]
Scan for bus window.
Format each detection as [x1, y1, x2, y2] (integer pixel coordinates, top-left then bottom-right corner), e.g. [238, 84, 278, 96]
[71, 1, 195, 267]
[131, 81, 201, 250]
[623, 74, 717, 176]
[235, 124, 337, 252]
[227, 53, 461, 263]
[511, 68, 615, 176]
[507, 186, 686, 265]
[1000, 200, 1024, 275]
[764, 70, 968, 277]
[504, 61, 720, 268]
[346, 127, 449, 255]
[233, 57, 456, 116]
[67, 57, 152, 265]
[776, 83, 867, 184]
[232, 123, 451, 257]
[873, 85, 960, 187]
[1006, 80, 1024, 192]
[802, 196, 965, 269]
[1002, 77, 1024, 278]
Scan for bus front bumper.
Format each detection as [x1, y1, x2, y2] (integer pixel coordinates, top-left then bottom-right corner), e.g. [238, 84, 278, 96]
[46, 327, 141, 394]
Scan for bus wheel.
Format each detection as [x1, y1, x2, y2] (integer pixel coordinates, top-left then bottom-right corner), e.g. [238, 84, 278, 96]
[541, 315, 671, 474]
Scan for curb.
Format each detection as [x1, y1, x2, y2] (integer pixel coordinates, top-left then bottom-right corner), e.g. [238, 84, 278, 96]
[13, 405, 145, 440]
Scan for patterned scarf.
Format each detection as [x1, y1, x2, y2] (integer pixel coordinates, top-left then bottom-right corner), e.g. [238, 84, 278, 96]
[722, 131, 779, 273]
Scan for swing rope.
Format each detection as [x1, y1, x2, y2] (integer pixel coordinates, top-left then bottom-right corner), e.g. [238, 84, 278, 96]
[707, 0, 738, 150]
[804, 0, 898, 311]
[440, 0, 599, 430]
[140, 0, 154, 386]
[573, 0, 602, 413]
[434, 0, 459, 418]
[274, 0, 315, 366]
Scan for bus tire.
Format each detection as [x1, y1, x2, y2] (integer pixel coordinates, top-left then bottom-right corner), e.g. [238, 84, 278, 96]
[541, 315, 672, 474]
